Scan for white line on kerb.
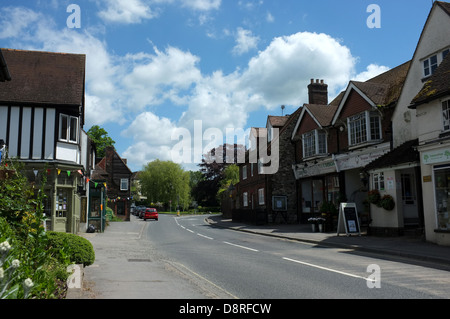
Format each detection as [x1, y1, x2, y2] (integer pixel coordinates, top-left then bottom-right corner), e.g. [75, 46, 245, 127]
[283, 257, 369, 281]
[223, 241, 259, 252]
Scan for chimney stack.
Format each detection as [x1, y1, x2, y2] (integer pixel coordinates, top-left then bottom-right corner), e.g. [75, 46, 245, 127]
[308, 79, 328, 105]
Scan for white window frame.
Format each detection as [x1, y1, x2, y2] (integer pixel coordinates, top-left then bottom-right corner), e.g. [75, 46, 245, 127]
[258, 188, 265, 205]
[348, 111, 382, 147]
[422, 48, 450, 78]
[302, 129, 327, 158]
[423, 54, 438, 78]
[242, 165, 247, 180]
[120, 178, 129, 191]
[442, 99, 450, 132]
[373, 172, 385, 191]
[243, 192, 248, 207]
[59, 114, 78, 144]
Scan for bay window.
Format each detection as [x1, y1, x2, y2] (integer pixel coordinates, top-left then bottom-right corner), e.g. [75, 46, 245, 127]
[348, 111, 382, 147]
[302, 130, 327, 158]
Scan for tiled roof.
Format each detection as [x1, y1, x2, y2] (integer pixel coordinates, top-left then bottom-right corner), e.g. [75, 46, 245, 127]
[0, 49, 86, 106]
[353, 60, 411, 107]
[304, 103, 338, 127]
[268, 115, 289, 127]
[364, 139, 419, 171]
[0, 49, 11, 82]
[410, 53, 450, 108]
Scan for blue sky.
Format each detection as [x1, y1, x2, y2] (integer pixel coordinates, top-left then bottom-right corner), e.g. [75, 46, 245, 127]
[0, 0, 436, 171]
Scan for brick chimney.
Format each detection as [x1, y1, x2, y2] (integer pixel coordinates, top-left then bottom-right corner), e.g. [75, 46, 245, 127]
[308, 79, 328, 105]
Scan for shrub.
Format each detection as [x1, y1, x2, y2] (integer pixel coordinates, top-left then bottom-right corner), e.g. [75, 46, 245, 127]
[47, 232, 95, 267]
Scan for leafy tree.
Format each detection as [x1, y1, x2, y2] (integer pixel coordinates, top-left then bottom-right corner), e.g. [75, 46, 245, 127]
[217, 164, 240, 201]
[140, 160, 191, 211]
[195, 144, 245, 207]
[87, 125, 116, 158]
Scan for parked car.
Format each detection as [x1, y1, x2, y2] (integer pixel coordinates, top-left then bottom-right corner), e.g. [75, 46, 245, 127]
[143, 208, 158, 221]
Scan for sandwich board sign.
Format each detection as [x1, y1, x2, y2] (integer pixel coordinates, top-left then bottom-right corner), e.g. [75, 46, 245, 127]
[337, 203, 361, 236]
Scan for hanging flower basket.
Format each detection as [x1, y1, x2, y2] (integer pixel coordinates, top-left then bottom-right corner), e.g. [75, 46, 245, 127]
[380, 195, 395, 211]
[367, 189, 381, 205]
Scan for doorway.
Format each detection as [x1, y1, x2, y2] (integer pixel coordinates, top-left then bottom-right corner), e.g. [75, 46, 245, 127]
[400, 169, 419, 227]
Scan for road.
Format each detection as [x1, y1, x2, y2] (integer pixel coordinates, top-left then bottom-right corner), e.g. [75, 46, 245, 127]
[145, 214, 450, 299]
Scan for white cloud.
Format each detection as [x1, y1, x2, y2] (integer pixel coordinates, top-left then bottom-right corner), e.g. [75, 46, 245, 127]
[122, 46, 202, 110]
[232, 27, 260, 56]
[241, 32, 357, 108]
[98, 0, 157, 24]
[352, 64, 391, 82]
[180, 0, 222, 11]
[266, 12, 275, 23]
[0, 7, 43, 39]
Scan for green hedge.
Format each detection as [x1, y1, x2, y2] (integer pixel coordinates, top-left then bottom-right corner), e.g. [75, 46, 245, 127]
[47, 232, 95, 267]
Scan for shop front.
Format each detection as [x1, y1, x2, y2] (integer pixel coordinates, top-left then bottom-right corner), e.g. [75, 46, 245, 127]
[293, 158, 342, 225]
[419, 144, 450, 246]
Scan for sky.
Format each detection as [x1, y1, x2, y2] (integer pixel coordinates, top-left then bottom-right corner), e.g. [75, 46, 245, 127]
[0, 0, 438, 172]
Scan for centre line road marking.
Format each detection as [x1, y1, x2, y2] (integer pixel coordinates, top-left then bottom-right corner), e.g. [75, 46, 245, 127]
[186, 229, 195, 233]
[283, 257, 369, 281]
[197, 233, 214, 240]
[223, 241, 259, 252]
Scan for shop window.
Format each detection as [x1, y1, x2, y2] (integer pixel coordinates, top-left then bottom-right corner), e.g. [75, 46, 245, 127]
[56, 188, 70, 218]
[434, 166, 450, 230]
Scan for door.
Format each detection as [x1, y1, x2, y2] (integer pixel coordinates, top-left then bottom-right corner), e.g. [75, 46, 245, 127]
[401, 170, 419, 226]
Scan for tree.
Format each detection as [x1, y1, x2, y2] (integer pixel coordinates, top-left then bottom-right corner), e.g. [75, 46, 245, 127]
[195, 144, 245, 207]
[87, 125, 116, 158]
[140, 160, 191, 211]
[217, 164, 240, 204]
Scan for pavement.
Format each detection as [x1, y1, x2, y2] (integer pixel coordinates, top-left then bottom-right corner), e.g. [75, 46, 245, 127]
[68, 214, 450, 299]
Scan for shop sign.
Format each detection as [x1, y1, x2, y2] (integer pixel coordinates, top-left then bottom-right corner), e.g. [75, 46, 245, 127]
[335, 144, 390, 171]
[293, 160, 336, 179]
[422, 147, 450, 165]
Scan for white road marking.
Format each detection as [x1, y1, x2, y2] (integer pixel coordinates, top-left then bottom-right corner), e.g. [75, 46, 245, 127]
[197, 233, 214, 240]
[283, 257, 369, 281]
[223, 241, 259, 252]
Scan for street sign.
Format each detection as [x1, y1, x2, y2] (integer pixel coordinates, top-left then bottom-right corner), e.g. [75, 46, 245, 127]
[337, 203, 361, 236]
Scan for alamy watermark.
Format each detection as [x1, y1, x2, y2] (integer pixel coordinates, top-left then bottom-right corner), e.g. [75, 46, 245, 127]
[170, 121, 280, 175]
[67, 4, 81, 29]
[366, 264, 381, 289]
[367, 4, 381, 29]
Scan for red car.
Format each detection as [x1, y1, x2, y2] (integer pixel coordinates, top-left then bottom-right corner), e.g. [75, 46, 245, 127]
[143, 208, 158, 221]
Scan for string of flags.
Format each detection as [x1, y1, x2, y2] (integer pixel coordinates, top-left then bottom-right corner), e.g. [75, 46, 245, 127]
[2, 163, 133, 201]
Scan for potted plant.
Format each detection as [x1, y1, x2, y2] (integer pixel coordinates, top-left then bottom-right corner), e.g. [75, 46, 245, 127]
[367, 189, 381, 205]
[308, 217, 318, 232]
[380, 195, 395, 211]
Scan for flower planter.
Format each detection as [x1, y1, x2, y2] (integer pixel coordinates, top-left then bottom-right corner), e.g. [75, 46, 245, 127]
[318, 224, 324, 233]
[311, 224, 317, 232]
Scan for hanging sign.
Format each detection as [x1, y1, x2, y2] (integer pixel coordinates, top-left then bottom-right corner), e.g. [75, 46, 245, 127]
[337, 203, 361, 236]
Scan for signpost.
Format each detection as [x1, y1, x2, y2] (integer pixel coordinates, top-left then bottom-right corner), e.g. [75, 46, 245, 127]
[337, 203, 361, 236]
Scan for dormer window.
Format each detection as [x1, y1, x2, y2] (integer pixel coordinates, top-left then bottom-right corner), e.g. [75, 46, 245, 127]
[348, 111, 382, 147]
[59, 114, 78, 143]
[302, 130, 327, 158]
[423, 48, 450, 78]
